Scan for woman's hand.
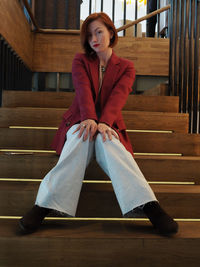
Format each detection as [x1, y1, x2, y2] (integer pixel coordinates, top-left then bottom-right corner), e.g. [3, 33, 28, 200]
[97, 123, 119, 142]
[73, 119, 98, 141]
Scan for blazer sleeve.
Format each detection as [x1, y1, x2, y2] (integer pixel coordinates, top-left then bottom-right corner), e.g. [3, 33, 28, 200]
[72, 54, 98, 122]
[99, 61, 135, 126]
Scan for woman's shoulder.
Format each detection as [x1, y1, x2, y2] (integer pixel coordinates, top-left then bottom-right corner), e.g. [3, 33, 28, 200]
[72, 53, 88, 69]
[73, 53, 86, 61]
[113, 51, 134, 68]
[73, 53, 95, 61]
[119, 56, 134, 68]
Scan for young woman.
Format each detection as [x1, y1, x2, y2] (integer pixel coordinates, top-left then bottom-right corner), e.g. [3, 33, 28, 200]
[19, 12, 178, 235]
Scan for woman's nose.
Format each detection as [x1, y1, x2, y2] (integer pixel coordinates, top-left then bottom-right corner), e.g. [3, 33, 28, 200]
[91, 34, 97, 43]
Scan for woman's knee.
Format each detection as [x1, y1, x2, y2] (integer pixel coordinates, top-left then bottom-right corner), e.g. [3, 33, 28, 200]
[95, 133, 103, 143]
[95, 133, 119, 148]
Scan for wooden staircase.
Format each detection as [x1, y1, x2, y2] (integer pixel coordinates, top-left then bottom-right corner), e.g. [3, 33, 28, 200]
[1, 90, 200, 266]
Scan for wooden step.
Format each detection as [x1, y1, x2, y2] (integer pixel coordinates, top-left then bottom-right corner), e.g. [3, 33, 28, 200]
[2, 90, 179, 112]
[130, 132, 200, 156]
[0, 108, 189, 133]
[0, 181, 200, 218]
[0, 154, 199, 184]
[1, 128, 200, 155]
[0, 219, 200, 266]
[142, 82, 169, 96]
[136, 155, 200, 184]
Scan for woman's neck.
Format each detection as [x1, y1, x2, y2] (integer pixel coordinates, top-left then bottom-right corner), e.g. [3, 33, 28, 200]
[97, 48, 112, 67]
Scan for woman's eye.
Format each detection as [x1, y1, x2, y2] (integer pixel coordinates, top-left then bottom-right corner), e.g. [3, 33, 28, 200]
[97, 31, 102, 34]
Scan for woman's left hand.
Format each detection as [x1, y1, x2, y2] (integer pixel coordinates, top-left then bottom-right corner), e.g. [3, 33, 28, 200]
[97, 123, 119, 142]
[73, 119, 98, 141]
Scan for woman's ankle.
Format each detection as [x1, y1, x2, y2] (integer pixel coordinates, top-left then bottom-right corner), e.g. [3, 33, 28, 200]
[143, 201, 178, 235]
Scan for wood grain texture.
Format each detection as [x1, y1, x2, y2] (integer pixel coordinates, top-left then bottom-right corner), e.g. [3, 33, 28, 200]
[1, 219, 200, 267]
[1, 154, 199, 183]
[0, 181, 200, 218]
[32, 34, 169, 75]
[0, 0, 33, 68]
[0, 108, 189, 132]
[1, 129, 200, 156]
[2, 91, 179, 112]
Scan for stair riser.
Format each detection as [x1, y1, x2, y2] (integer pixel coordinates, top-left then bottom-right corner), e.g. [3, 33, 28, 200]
[0, 183, 200, 218]
[0, 108, 189, 132]
[0, 155, 199, 183]
[2, 91, 179, 112]
[1, 229, 200, 267]
[1, 129, 200, 155]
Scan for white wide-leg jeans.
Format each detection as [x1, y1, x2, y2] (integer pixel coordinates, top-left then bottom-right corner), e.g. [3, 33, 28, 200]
[35, 124, 157, 216]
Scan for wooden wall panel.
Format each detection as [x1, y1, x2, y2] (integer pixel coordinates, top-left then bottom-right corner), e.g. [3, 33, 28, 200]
[117, 37, 169, 76]
[33, 34, 79, 73]
[0, 0, 33, 69]
[33, 34, 169, 76]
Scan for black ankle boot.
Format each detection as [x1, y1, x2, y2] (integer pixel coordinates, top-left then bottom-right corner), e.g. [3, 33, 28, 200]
[143, 201, 178, 235]
[19, 205, 50, 234]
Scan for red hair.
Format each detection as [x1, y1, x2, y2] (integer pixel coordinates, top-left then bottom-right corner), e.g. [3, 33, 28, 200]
[80, 12, 118, 57]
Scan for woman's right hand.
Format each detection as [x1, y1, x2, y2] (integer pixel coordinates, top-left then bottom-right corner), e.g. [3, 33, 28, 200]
[72, 119, 98, 141]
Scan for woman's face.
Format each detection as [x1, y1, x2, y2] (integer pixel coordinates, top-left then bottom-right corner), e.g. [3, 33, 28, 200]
[87, 19, 113, 54]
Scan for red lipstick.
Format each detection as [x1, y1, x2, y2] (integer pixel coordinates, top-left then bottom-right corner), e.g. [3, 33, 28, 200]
[93, 44, 100, 48]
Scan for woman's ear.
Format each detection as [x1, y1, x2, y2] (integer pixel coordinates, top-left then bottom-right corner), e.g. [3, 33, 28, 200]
[110, 30, 114, 39]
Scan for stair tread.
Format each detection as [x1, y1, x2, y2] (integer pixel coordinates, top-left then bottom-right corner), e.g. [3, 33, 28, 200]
[0, 219, 200, 238]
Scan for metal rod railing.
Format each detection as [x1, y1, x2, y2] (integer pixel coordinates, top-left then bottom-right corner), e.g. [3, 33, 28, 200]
[123, 0, 126, 36]
[169, 0, 200, 133]
[182, 0, 187, 113]
[89, 0, 92, 15]
[20, 0, 170, 35]
[178, 0, 183, 112]
[193, 0, 200, 133]
[101, 0, 103, 12]
[0, 35, 32, 106]
[169, 0, 173, 96]
[188, 0, 193, 132]
[135, 0, 138, 36]
[117, 5, 171, 33]
[112, 0, 115, 22]
[173, 0, 178, 96]
[157, 0, 160, 38]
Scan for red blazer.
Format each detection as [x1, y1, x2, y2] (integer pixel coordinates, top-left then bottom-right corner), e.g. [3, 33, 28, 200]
[51, 51, 136, 156]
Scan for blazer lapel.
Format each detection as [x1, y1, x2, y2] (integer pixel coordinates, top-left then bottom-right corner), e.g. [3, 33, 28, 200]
[88, 56, 99, 98]
[101, 51, 121, 95]
[87, 51, 121, 101]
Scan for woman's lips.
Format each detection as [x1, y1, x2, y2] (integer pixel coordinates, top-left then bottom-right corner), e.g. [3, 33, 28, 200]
[93, 44, 100, 48]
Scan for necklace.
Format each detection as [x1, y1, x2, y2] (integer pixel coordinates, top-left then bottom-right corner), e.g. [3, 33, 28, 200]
[100, 65, 106, 73]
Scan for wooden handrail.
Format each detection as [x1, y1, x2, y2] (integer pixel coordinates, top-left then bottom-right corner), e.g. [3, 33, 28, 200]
[21, 0, 40, 30]
[38, 29, 81, 35]
[21, 1, 170, 35]
[117, 4, 171, 33]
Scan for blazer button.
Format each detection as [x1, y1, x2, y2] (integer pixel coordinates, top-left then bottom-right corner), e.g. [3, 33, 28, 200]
[66, 121, 71, 126]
